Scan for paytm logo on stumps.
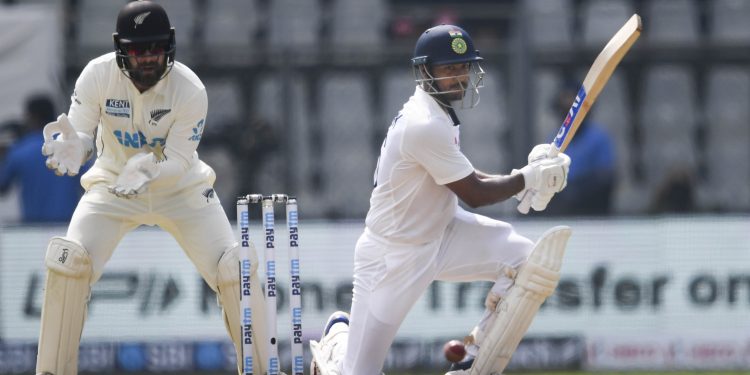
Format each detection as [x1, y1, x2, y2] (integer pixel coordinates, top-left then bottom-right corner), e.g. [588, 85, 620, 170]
[240, 210, 249, 227]
[242, 307, 253, 371]
[240, 211, 250, 248]
[264, 212, 275, 249]
[268, 358, 279, 374]
[241, 259, 252, 298]
[290, 259, 300, 279]
[292, 307, 303, 343]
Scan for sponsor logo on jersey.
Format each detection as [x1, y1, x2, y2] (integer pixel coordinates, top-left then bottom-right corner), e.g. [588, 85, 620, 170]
[149, 108, 171, 126]
[113, 130, 165, 150]
[105, 99, 131, 118]
[189, 119, 205, 141]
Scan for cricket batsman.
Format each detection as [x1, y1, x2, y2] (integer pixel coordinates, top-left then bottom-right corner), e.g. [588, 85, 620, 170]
[310, 25, 572, 375]
[35, 1, 269, 374]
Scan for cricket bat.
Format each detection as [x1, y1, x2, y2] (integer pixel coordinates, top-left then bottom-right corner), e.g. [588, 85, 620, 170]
[518, 13, 642, 214]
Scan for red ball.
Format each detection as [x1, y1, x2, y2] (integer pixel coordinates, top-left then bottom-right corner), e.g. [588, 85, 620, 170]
[443, 339, 466, 363]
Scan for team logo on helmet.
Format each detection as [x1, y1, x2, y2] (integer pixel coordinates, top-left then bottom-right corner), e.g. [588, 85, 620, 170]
[133, 11, 151, 28]
[451, 38, 467, 54]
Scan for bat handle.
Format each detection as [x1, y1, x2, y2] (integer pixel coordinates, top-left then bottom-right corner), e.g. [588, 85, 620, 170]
[547, 145, 561, 158]
[516, 143, 561, 214]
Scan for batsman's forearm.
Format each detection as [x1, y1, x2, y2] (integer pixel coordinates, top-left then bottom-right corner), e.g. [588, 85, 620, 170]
[474, 174, 525, 206]
[448, 172, 525, 208]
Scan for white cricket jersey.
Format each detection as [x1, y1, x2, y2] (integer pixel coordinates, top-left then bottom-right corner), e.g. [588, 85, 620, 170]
[366, 87, 474, 244]
[68, 52, 214, 192]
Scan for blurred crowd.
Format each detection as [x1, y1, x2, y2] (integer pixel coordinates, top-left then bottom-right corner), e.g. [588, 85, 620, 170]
[1, 0, 748, 222]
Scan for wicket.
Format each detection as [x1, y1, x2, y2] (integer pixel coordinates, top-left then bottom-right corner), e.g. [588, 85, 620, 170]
[236, 194, 304, 375]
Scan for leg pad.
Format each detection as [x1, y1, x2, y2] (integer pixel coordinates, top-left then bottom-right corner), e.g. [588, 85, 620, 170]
[36, 237, 93, 375]
[469, 226, 572, 375]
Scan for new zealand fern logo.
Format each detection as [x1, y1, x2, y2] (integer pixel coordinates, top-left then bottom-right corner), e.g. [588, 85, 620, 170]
[134, 11, 151, 28]
[149, 108, 171, 126]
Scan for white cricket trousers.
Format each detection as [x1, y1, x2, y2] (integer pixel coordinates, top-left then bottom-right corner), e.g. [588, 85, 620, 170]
[66, 184, 235, 289]
[343, 208, 534, 375]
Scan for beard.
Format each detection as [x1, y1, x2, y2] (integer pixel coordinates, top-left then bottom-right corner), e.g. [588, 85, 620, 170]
[131, 63, 166, 88]
[434, 88, 466, 104]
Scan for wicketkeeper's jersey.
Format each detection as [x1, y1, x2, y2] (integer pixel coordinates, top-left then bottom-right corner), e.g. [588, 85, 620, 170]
[68, 52, 215, 192]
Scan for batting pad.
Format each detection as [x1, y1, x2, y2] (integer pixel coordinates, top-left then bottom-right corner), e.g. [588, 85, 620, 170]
[36, 237, 93, 375]
[217, 245, 270, 375]
[469, 226, 572, 375]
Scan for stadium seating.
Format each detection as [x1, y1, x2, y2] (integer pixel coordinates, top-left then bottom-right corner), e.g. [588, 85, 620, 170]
[330, 0, 388, 47]
[319, 73, 377, 218]
[698, 67, 750, 210]
[580, 0, 634, 47]
[645, 0, 700, 45]
[527, 0, 573, 48]
[204, 0, 260, 48]
[638, 65, 699, 209]
[708, 0, 750, 43]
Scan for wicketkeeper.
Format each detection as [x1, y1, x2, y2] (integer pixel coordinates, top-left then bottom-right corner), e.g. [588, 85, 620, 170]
[35, 1, 269, 374]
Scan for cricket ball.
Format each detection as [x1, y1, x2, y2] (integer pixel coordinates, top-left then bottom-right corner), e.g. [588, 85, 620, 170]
[443, 339, 466, 363]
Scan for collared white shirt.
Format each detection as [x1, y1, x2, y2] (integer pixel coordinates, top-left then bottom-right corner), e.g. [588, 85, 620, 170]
[366, 86, 474, 245]
[68, 52, 214, 191]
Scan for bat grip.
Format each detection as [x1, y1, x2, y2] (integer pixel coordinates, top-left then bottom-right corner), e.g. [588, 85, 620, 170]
[547, 145, 561, 158]
[516, 143, 561, 214]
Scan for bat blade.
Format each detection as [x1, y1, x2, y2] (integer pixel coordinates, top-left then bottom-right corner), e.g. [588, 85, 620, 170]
[518, 14, 642, 214]
[551, 13, 642, 155]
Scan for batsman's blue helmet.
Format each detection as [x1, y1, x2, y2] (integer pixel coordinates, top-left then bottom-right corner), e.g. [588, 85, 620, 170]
[412, 25, 482, 67]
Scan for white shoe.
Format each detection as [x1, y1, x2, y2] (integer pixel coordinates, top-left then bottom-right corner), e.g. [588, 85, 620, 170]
[310, 311, 350, 375]
[321, 311, 350, 340]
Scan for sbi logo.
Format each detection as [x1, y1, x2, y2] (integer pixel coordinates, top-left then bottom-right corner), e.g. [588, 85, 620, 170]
[113, 130, 165, 149]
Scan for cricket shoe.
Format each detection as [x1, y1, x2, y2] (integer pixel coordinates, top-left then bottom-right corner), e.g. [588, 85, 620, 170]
[448, 353, 475, 371]
[448, 333, 478, 372]
[323, 311, 350, 337]
[310, 311, 350, 375]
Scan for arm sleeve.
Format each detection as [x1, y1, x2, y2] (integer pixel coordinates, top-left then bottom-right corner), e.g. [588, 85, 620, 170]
[402, 122, 474, 185]
[67, 62, 102, 139]
[154, 88, 208, 186]
[67, 62, 99, 161]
